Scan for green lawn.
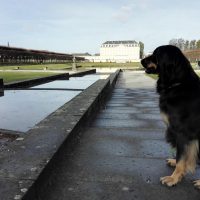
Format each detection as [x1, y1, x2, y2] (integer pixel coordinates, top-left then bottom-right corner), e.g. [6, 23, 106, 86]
[79, 62, 142, 68]
[0, 71, 60, 83]
[0, 63, 73, 70]
[0, 61, 197, 71]
[147, 70, 200, 80]
[196, 72, 200, 77]
[146, 74, 158, 80]
[0, 62, 142, 70]
[191, 62, 200, 69]
[0, 61, 142, 83]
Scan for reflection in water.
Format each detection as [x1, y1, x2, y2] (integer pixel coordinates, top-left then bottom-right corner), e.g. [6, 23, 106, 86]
[0, 74, 109, 132]
[33, 74, 108, 89]
[0, 90, 81, 132]
[0, 90, 4, 97]
[0, 78, 4, 97]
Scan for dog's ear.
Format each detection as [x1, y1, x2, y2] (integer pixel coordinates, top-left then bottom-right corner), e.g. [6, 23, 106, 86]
[153, 47, 175, 82]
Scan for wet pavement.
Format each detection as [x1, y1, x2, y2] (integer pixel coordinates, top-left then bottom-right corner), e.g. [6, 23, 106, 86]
[41, 71, 200, 200]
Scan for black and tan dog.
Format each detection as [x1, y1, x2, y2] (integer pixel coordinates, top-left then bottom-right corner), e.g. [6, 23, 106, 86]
[141, 45, 200, 188]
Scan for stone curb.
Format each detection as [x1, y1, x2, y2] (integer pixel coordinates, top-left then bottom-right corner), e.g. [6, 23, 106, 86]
[69, 69, 96, 77]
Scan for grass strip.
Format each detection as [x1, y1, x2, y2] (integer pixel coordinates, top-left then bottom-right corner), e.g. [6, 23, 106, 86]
[0, 71, 60, 83]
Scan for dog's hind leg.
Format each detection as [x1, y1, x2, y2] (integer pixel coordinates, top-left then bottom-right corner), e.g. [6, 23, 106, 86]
[161, 140, 199, 187]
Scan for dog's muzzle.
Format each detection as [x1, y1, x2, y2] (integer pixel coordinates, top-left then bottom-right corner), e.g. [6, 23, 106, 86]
[145, 63, 158, 74]
[141, 58, 158, 74]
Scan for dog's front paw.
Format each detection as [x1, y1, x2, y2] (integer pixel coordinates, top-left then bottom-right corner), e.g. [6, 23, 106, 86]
[160, 176, 178, 187]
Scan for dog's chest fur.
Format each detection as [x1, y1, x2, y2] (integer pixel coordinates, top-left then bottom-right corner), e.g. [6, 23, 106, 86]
[159, 94, 170, 126]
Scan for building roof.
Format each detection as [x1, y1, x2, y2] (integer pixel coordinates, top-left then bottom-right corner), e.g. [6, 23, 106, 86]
[0, 45, 85, 61]
[0, 45, 71, 56]
[72, 53, 91, 56]
[103, 40, 138, 45]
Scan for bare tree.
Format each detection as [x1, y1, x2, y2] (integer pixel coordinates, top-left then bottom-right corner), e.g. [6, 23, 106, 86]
[177, 38, 185, 50]
[169, 38, 200, 50]
[169, 39, 178, 46]
[169, 38, 185, 50]
[139, 41, 144, 59]
[190, 40, 196, 50]
[196, 40, 200, 49]
[185, 40, 190, 50]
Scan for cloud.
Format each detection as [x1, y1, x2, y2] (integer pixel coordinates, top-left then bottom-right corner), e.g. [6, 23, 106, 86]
[112, 0, 151, 23]
[112, 4, 134, 23]
[138, 0, 149, 9]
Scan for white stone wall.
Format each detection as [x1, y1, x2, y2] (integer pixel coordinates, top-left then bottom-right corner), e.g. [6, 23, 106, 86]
[83, 41, 140, 63]
[99, 43, 140, 62]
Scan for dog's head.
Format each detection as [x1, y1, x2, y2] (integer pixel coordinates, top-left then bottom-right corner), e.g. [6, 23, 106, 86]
[141, 54, 158, 74]
[141, 45, 189, 75]
[141, 45, 198, 86]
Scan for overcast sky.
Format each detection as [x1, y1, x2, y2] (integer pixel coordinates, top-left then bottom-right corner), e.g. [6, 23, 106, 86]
[0, 0, 199, 54]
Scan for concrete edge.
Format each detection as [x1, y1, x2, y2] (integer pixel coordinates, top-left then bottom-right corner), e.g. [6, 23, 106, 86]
[69, 69, 96, 77]
[0, 70, 120, 200]
[108, 69, 121, 88]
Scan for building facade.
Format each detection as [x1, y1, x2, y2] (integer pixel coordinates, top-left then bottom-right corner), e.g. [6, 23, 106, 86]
[85, 40, 140, 63]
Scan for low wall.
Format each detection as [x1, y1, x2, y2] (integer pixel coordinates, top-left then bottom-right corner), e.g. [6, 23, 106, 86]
[109, 69, 121, 88]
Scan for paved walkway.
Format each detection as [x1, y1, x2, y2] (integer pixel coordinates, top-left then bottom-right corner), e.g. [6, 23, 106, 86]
[42, 71, 200, 200]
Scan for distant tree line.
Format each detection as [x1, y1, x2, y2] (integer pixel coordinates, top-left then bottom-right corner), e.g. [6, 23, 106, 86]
[169, 38, 200, 51]
[139, 41, 144, 58]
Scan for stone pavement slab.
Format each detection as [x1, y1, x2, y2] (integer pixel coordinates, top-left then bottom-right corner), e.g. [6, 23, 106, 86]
[40, 71, 200, 200]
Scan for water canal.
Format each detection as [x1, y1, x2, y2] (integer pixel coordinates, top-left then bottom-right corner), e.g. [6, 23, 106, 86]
[0, 74, 108, 132]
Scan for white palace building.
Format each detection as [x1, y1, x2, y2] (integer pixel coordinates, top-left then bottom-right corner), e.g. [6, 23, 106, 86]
[83, 40, 140, 63]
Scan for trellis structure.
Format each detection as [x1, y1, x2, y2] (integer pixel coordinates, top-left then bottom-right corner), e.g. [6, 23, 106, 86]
[0, 45, 84, 65]
[184, 49, 200, 63]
